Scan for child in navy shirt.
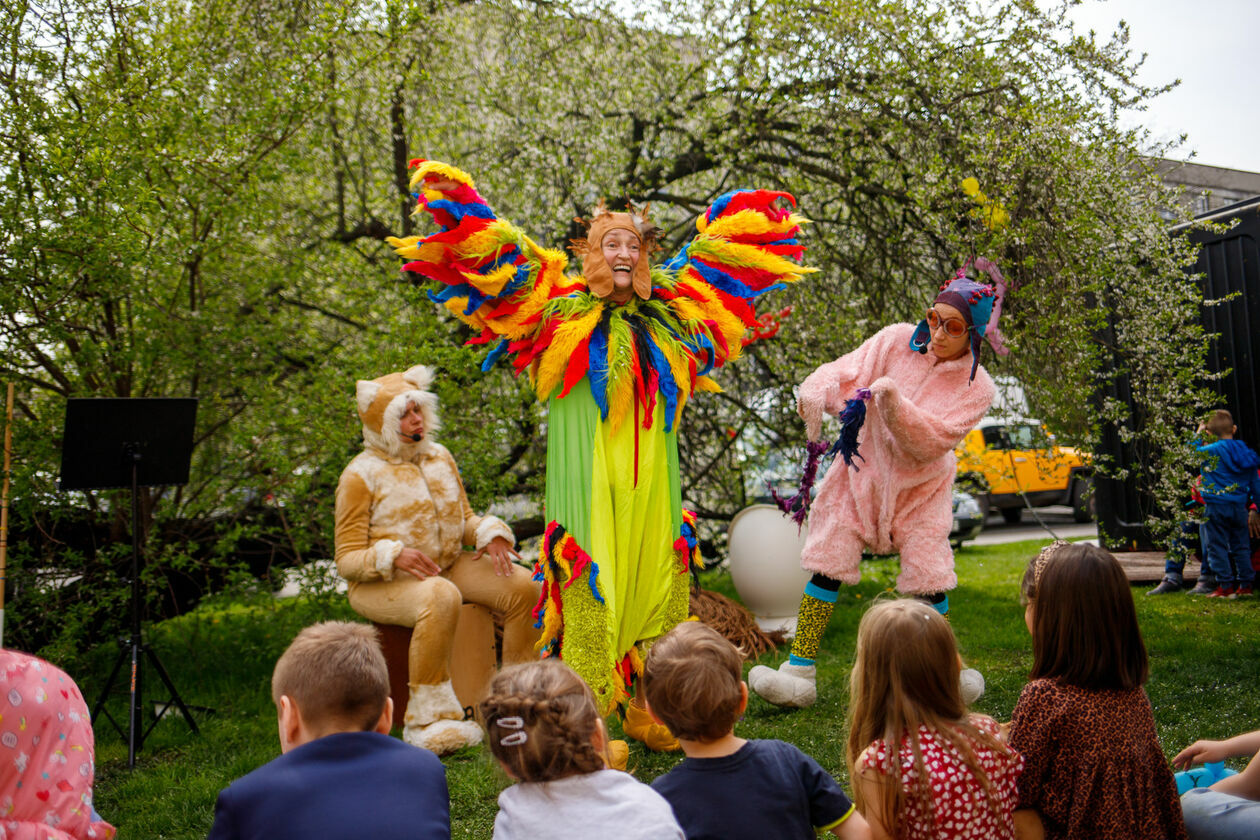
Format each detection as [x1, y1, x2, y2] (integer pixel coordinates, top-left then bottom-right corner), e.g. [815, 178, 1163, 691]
[644, 622, 870, 840]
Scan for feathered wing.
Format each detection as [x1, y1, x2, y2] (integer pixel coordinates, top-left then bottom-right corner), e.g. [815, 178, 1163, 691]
[385, 160, 573, 370]
[660, 189, 814, 372]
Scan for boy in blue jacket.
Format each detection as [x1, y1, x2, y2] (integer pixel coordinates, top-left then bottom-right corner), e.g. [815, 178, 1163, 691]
[1195, 410, 1260, 599]
[208, 622, 450, 840]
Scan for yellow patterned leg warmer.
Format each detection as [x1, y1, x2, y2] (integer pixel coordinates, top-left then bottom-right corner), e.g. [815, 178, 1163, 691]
[788, 574, 840, 666]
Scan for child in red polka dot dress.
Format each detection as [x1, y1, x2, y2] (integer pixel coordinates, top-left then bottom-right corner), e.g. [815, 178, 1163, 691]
[846, 599, 1029, 839]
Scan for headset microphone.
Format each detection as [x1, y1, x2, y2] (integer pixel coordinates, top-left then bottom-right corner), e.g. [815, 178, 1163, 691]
[407, 433, 422, 442]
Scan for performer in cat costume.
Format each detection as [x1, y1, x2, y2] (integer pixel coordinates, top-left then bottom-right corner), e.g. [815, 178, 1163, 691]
[751, 260, 1007, 708]
[387, 159, 811, 748]
[334, 364, 539, 755]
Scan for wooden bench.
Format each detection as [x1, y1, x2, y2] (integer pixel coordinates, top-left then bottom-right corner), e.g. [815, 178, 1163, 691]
[1113, 551, 1201, 585]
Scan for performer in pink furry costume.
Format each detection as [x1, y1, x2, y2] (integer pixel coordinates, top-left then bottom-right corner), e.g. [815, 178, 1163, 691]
[751, 259, 1007, 708]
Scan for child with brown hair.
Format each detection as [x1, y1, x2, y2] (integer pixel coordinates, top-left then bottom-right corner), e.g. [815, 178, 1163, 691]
[1009, 542, 1187, 839]
[1193, 408, 1260, 598]
[479, 659, 683, 840]
[847, 599, 1025, 839]
[208, 621, 450, 839]
[644, 621, 870, 840]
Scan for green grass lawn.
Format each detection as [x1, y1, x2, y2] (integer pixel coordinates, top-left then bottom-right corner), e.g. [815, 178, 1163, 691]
[81, 537, 1260, 838]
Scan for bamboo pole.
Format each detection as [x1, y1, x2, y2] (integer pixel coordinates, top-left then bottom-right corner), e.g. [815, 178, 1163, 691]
[0, 382, 12, 648]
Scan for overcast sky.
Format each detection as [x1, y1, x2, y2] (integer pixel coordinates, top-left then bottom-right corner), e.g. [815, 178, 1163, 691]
[1065, 0, 1259, 173]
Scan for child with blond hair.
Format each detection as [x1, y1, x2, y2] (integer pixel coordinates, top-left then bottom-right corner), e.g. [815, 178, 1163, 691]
[644, 621, 870, 839]
[847, 599, 1026, 839]
[480, 659, 683, 840]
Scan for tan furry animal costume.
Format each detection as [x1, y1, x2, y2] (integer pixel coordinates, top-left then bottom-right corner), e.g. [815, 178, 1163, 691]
[334, 364, 539, 754]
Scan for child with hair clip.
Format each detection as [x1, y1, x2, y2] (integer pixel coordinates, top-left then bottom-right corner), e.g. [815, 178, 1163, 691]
[1009, 542, 1187, 840]
[847, 598, 1027, 840]
[479, 660, 684, 840]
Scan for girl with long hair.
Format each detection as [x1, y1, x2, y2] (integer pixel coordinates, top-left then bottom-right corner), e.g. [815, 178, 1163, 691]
[847, 598, 1024, 839]
[1010, 542, 1187, 839]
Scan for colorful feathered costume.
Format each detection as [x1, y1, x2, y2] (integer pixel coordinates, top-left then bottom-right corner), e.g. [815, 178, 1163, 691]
[387, 160, 811, 712]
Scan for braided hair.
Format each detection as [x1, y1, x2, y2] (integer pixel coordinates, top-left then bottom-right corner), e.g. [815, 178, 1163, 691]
[479, 659, 606, 782]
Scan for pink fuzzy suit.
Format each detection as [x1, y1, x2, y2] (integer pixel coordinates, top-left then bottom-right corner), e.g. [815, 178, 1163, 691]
[797, 322, 995, 593]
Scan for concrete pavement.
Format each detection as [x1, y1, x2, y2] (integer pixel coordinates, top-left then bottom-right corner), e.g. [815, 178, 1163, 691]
[967, 506, 1097, 546]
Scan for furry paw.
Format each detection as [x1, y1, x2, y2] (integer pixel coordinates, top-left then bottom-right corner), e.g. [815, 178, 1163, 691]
[404, 718, 483, 756]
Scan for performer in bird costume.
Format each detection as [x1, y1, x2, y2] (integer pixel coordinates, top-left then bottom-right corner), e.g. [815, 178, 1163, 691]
[387, 159, 811, 748]
[751, 259, 1007, 709]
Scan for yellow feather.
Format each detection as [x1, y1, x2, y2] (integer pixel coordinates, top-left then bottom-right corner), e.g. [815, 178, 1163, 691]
[408, 160, 476, 191]
[483, 263, 561, 341]
[702, 209, 810, 239]
[536, 605, 563, 654]
[463, 223, 519, 258]
[459, 260, 517, 296]
[659, 341, 694, 428]
[606, 374, 635, 434]
[628, 646, 645, 678]
[533, 304, 604, 400]
[670, 297, 709, 324]
[442, 297, 473, 324]
[385, 235, 422, 258]
[694, 238, 807, 277]
[554, 537, 573, 585]
[695, 375, 722, 393]
[701, 209, 786, 240]
[417, 242, 446, 263]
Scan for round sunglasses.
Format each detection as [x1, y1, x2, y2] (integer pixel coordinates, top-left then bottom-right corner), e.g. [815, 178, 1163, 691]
[925, 308, 970, 338]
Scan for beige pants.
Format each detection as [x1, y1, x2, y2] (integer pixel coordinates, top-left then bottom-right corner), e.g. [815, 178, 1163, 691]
[348, 552, 539, 686]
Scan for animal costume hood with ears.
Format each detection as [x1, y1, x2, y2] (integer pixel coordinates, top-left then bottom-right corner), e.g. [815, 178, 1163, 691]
[573, 202, 657, 301]
[355, 364, 441, 458]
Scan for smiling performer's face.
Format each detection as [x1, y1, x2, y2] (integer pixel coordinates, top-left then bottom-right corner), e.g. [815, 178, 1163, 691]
[601, 229, 642, 296]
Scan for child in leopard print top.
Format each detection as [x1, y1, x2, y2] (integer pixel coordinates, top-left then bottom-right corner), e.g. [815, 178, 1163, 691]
[1009, 542, 1187, 840]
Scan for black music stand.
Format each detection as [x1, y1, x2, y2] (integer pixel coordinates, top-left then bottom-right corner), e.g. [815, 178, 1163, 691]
[59, 398, 200, 768]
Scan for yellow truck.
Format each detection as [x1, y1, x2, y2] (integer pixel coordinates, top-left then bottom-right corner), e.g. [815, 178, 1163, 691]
[954, 420, 1093, 523]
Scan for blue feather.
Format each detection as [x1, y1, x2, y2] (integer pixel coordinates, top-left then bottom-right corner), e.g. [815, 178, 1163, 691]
[662, 240, 691, 273]
[587, 561, 605, 604]
[688, 260, 761, 300]
[425, 199, 495, 222]
[475, 244, 522, 275]
[826, 396, 869, 469]
[462, 287, 488, 315]
[426, 285, 469, 304]
[642, 332, 680, 432]
[587, 326, 610, 419]
[688, 334, 716, 376]
[481, 338, 510, 372]
[706, 190, 742, 222]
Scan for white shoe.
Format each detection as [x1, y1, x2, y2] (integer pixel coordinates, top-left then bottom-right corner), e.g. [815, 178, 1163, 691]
[960, 667, 985, 705]
[748, 662, 817, 708]
[402, 681, 483, 755]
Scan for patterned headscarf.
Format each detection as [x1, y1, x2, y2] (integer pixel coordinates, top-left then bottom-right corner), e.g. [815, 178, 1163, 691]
[0, 650, 115, 840]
